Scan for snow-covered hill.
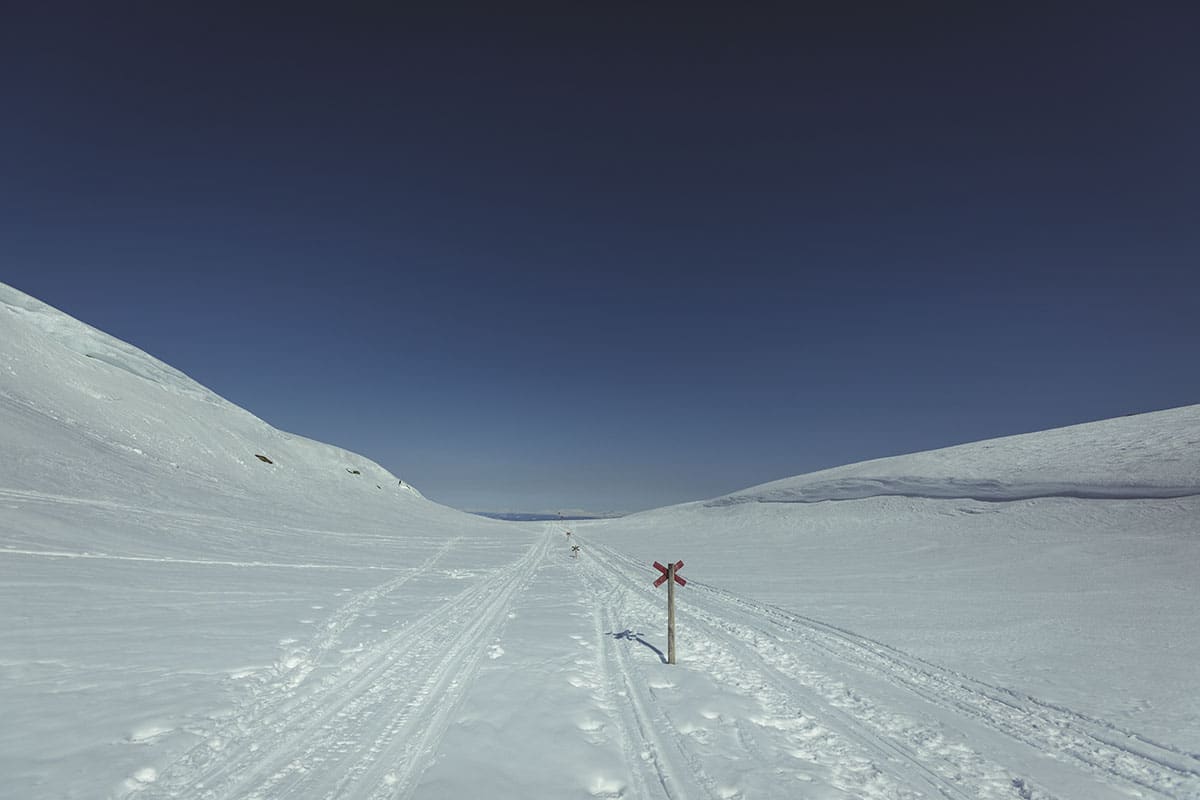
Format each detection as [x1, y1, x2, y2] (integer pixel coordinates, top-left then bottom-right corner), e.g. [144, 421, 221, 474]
[579, 405, 1200, 758]
[0, 281, 427, 521]
[3, 281, 1198, 799]
[0, 282, 538, 798]
[708, 406, 1200, 505]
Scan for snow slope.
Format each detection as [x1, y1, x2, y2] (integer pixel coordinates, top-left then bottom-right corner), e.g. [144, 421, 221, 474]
[2, 281, 1198, 800]
[577, 406, 1200, 768]
[708, 408, 1200, 506]
[0, 282, 538, 798]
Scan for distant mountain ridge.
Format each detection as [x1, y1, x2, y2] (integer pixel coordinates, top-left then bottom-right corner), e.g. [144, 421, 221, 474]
[470, 511, 625, 522]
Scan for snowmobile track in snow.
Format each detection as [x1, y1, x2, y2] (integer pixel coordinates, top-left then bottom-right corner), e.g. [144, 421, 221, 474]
[582, 536, 1200, 800]
[584, 542, 976, 800]
[137, 533, 547, 800]
[681, 575, 1200, 798]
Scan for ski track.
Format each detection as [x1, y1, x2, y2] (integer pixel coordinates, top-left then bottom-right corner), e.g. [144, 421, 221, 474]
[0, 486, 431, 549]
[0, 546, 406, 571]
[581, 535, 1200, 800]
[102, 518, 1198, 800]
[698, 591, 1200, 800]
[134, 532, 548, 800]
[583, 545, 935, 800]
[583, 572, 655, 800]
[583, 560, 720, 799]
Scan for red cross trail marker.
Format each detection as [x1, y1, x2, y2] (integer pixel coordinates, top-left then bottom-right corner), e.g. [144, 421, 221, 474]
[652, 560, 686, 664]
[653, 561, 686, 587]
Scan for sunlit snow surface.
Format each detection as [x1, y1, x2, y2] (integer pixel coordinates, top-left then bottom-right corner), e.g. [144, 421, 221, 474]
[2, 281, 1198, 800]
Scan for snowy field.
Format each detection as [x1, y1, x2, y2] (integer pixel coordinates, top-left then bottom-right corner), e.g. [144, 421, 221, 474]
[1, 281, 1198, 800]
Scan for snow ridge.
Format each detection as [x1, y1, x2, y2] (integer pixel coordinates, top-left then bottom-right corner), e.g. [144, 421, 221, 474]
[706, 405, 1200, 508]
[707, 476, 1200, 506]
[0, 282, 222, 403]
[0, 280, 424, 510]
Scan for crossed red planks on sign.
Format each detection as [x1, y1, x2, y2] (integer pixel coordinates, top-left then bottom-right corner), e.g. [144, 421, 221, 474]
[653, 560, 686, 587]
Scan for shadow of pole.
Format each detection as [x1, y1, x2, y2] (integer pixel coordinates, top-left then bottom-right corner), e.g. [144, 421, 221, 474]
[609, 629, 667, 664]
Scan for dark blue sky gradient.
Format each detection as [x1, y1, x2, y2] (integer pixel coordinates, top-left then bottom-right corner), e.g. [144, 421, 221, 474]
[2, 5, 1197, 511]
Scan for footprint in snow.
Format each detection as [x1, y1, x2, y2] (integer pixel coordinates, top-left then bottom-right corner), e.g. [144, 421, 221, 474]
[122, 767, 158, 792]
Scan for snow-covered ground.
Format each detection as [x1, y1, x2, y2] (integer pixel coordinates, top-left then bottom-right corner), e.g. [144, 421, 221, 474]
[1, 281, 1197, 799]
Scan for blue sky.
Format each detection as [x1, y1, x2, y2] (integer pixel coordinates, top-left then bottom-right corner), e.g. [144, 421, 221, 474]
[3, 5, 1198, 512]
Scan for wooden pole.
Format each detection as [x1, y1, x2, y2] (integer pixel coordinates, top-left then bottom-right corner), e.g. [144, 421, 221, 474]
[667, 561, 676, 665]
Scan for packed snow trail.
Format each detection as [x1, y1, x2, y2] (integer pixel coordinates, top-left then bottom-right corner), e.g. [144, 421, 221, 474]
[118, 525, 1200, 799]
[135, 533, 549, 800]
[573, 533, 1200, 800]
